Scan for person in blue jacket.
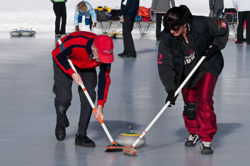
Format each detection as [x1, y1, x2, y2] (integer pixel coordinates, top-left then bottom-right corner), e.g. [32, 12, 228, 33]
[74, 1, 97, 31]
[118, 0, 140, 58]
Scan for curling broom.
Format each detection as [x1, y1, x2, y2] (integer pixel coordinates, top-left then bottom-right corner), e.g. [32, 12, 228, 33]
[123, 56, 206, 156]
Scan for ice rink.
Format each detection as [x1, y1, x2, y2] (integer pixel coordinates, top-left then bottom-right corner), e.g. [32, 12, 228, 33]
[0, 30, 250, 166]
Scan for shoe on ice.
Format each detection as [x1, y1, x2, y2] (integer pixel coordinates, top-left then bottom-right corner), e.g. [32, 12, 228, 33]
[60, 34, 67, 38]
[75, 134, 95, 147]
[119, 53, 136, 58]
[55, 123, 66, 141]
[118, 52, 126, 56]
[200, 141, 213, 154]
[185, 134, 200, 147]
[55, 34, 61, 37]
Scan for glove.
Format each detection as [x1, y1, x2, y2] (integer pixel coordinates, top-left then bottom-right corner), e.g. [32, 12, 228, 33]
[75, 25, 80, 31]
[119, 15, 124, 24]
[203, 45, 219, 62]
[151, 11, 154, 17]
[166, 90, 178, 105]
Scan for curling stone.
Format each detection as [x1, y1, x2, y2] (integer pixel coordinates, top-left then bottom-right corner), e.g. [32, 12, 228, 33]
[116, 126, 146, 149]
[30, 28, 36, 36]
[10, 29, 21, 37]
[21, 29, 32, 36]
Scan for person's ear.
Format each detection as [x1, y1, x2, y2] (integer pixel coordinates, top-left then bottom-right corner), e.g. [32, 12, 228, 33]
[91, 44, 95, 50]
[183, 23, 187, 28]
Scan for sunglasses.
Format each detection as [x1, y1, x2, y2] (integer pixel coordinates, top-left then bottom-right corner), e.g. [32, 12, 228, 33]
[169, 26, 181, 32]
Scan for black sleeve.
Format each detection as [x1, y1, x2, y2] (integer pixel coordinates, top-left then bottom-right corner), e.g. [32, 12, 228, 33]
[206, 17, 229, 50]
[120, 0, 131, 16]
[157, 41, 177, 93]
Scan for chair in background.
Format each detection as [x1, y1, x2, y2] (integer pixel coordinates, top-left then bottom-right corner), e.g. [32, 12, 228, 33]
[222, 8, 237, 37]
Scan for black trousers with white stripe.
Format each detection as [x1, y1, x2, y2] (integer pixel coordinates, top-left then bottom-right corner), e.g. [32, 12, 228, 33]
[53, 60, 97, 136]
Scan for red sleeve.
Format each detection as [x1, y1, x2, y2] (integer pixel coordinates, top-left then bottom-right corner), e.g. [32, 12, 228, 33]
[97, 63, 111, 107]
[52, 42, 75, 76]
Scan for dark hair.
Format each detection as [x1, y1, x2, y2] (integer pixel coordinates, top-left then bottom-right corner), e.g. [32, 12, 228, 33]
[179, 5, 193, 22]
[163, 5, 193, 29]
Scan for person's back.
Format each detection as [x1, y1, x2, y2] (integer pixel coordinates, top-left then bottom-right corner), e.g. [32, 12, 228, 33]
[120, 0, 139, 17]
[151, 0, 175, 41]
[151, 0, 175, 13]
[233, 0, 250, 12]
[209, 0, 224, 17]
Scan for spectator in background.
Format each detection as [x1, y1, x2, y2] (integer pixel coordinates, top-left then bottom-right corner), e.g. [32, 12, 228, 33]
[151, 0, 175, 41]
[233, 0, 250, 45]
[74, 1, 97, 31]
[51, 0, 67, 38]
[118, 0, 140, 58]
[209, 0, 224, 17]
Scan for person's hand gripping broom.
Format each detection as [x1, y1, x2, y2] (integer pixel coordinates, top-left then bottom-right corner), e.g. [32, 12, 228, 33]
[65, 50, 123, 152]
[123, 56, 206, 156]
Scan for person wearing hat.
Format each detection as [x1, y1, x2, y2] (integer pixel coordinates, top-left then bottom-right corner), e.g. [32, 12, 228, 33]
[158, 5, 228, 154]
[52, 31, 114, 147]
[74, 1, 97, 31]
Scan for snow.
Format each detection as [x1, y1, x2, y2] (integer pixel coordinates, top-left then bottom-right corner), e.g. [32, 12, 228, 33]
[0, 0, 235, 33]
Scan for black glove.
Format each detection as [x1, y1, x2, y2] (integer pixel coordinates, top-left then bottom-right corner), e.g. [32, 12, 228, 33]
[151, 11, 154, 17]
[203, 45, 219, 62]
[166, 90, 178, 105]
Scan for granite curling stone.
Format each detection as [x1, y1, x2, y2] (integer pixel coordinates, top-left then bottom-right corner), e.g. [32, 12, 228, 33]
[10, 29, 21, 37]
[116, 132, 146, 149]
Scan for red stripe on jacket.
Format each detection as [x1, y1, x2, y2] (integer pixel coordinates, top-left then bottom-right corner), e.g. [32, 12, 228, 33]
[52, 31, 111, 107]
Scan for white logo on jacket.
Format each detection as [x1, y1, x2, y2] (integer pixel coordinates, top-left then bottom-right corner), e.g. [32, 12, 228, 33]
[184, 52, 195, 65]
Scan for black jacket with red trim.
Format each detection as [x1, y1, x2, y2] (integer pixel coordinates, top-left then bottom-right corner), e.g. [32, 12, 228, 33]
[52, 31, 111, 107]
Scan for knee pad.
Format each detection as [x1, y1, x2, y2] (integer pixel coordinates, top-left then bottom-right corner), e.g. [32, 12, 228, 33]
[183, 103, 197, 120]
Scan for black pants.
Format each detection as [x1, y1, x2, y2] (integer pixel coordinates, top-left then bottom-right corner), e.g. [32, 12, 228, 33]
[122, 16, 136, 55]
[156, 13, 165, 40]
[237, 11, 250, 43]
[53, 60, 97, 136]
[53, 2, 67, 35]
[213, 9, 223, 17]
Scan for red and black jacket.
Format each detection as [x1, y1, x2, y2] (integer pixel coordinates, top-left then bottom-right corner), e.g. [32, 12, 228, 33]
[52, 31, 111, 107]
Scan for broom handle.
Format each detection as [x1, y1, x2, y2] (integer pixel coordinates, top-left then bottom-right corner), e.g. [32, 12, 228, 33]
[131, 56, 206, 148]
[67, 58, 116, 145]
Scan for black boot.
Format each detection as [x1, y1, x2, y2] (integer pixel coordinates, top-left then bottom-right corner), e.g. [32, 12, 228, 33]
[75, 134, 95, 147]
[55, 123, 66, 141]
[119, 53, 136, 58]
